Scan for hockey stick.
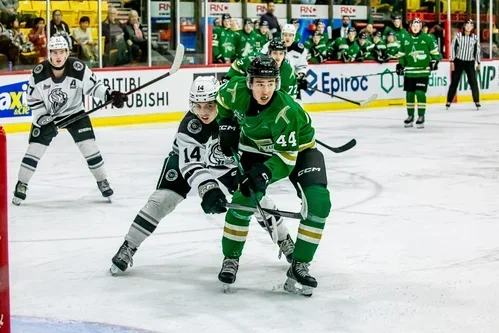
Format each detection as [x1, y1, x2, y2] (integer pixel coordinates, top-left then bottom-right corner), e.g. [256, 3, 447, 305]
[55, 44, 185, 129]
[345, 67, 432, 80]
[225, 203, 304, 220]
[231, 150, 278, 244]
[316, 138, 357, 153]
[309, 86, 378, 107]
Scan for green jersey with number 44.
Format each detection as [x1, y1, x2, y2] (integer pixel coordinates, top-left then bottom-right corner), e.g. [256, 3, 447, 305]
[226, 55, 298, 99]
[398, 33, 441, 78]
[216, 76, 316, 182]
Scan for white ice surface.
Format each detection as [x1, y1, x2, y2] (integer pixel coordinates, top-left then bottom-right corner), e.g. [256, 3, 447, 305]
[7, 102, 499, 333]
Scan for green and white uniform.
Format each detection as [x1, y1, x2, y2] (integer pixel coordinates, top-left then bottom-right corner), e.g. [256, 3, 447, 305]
[212, 26, 236, 62]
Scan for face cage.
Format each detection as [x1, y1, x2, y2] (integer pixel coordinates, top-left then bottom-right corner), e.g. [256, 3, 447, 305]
[246, 75, 281, 92]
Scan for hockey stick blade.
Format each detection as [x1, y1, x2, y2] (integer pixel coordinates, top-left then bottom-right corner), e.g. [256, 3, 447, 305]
[316, 138, 356, 153]
[225, 203, 304, 220]
[56, 44, 185, 129]
[359, 93, 378, 107]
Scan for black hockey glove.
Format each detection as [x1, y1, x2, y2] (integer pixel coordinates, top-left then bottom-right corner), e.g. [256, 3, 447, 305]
[396, 63, 405, 76]
[106, 90, 128, 109]
[239, 163, 272, 197]
[35, 114, 58, 140]
[199, 180, 227, 214]
[218, 118, 240, 157]
[297, 74, 308, 91]
[220, 75, 231, 85]
[430, 60, 439, 71]
[215, 54, 225, 64]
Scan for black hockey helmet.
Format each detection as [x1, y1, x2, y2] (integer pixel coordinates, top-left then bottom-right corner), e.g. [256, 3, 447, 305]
[313, 31, 323, 37]
[268, 38, 286, 52]
[386, 30, 396, 38]
[247, 55, 281, 90]
[392, 13, 403, 20]
[260, 20, 269, 27]
[289, 18, 299, 24]
[313, 19, 325, 27]
[221, 14, 231, 21]
[374, 30, 382, 38]
[348, 27, 357, 34]
[243, 18, 253, 26]
[359, 31, 368, 39]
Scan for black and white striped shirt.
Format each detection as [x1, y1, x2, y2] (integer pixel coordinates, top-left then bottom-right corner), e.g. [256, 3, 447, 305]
[451, 32, 481, 64]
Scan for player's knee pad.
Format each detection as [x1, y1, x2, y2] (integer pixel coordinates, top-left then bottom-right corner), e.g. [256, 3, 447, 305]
[142, 189, 184, 221]
[257, 195, 283, 227]
[303, 185, 331, 221]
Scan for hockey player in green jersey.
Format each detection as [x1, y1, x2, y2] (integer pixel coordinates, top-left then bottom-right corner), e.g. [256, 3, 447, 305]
[306, 31, 328, 64]
[385, 31, 401, 61]
[304, 19, 328, 49]
[356, 31, 375, 61]
[397, 18, 441, 128]
[290, 18, 302, 43]
[328, 27, 360, 62]
[212, 14, 236, 63]
[216, 55, 331, 296]
[371, 31, 387, 63]
[226, 39, 298, 99]
[254, 20, 271, 51]
[383, 14, 410, 43]
[233, 18, 258, 59]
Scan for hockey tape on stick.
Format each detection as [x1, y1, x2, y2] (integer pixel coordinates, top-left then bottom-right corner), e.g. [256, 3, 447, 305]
[308, 86, 377, 107]
[316, 138, 356, 153]
[231, 150, 278, 244]
[56, 44, 185, 129]
[225, 203, 304, 220]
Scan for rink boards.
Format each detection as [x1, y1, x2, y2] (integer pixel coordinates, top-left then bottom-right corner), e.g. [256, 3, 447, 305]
[1, 60, 498, 133]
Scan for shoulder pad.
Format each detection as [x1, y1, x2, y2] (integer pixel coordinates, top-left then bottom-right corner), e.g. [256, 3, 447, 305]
[31, 61, 52, 84]
[64, 58, 86, 81]
[178, 112, 217, 144]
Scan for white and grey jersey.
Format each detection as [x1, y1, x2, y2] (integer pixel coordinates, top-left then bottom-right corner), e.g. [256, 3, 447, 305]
[172, 112, 235, 190]
[261, 41, 308, 76]
[27, 58, 109, 124]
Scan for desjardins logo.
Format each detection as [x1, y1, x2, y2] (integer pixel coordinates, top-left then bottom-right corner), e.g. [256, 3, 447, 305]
[380, 68, 448, 94]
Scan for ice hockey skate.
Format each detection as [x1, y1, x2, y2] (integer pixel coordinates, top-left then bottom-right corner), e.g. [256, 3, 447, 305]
[278, 234, 295, 263]
[416, 116, 425, 129]
[404, 116, 414, 128]
[283, 260, 317, 297]
[97, 179, 114, 202]
[110, 240, 137, 275]
[445, 102, 451, 110]
[218, 257, 239, 292]
[12, 181, 28, 206]
[475, 102, 481, 110]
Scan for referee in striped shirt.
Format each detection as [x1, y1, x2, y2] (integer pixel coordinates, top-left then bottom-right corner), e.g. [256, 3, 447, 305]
[446, 19, 481, 109]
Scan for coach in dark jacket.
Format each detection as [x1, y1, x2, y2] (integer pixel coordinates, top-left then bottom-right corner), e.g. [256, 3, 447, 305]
[332, 15, 350, 40]
[260, 0, 280, 38]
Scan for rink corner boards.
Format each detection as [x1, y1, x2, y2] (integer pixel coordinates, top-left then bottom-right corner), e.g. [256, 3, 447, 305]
[2, 93, 499, 134]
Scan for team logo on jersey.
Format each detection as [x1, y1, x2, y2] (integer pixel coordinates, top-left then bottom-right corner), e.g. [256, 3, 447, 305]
[73, 61, 84, 71]
[32, 127, 40, 138]
[187, 119, 202, 134]
[209, 142, 234, 166]
[165, 169, 178, 181]
[70, 79, 76, 89]
[33, 64, 43, 74]
[48, 88, 68, 113]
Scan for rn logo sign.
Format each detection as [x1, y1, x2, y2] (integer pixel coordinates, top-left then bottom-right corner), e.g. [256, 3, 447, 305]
[299, 5, 317, 17]
[209, 3, 230, 16]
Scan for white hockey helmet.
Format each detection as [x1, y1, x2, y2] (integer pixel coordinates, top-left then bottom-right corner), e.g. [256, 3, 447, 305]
[281, 24, 296, 36]
[189, 75, 220, 109]
[48, 35, 70, 67]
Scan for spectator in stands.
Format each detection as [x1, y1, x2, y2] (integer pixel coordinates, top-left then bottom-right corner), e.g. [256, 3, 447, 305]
[102, 6, 130, 66]
[73, 16, 97, 63]
[332, 15, 350, 40]
[123, 10, 147, 63]
[260, 0, 280, 38]
[49, 10, 72, 49]
[0, 0, 18, 24]
[4, 16, 37, 65]
[28, 17, 46, 62]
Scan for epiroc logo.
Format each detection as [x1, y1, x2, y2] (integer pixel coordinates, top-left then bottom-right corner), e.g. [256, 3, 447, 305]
[305, 69, 368, 96]
[0, 81, 31, 117]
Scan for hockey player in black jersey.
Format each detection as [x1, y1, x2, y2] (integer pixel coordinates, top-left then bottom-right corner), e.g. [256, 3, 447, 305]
[110, 76, 295, 275]
[12, 36, 128, 205]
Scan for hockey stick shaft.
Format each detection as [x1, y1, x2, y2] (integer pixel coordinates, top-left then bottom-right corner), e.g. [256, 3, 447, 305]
[56, 44, 185, 129]
[316, 138, 356, 153]
[225, 203, 303, 220]
[347, 68, 431, 79]
[308, 86, 362, 106]
[231, 150, 278, 243]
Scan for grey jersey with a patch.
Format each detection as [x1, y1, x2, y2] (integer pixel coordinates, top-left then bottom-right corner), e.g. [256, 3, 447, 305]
[27, 58, 108, 124]
[172, 112, 235, 189]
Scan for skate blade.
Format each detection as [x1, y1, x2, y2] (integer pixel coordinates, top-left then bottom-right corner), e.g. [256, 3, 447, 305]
[109, 264, 124, 276]
[283, 277, 314, 297]
[12, 197, 23, 206]
[222, 283, 235, 294]
[416, 124, 425, 129]
[106, 196, 112, 203]
[404, 123, 414, 128]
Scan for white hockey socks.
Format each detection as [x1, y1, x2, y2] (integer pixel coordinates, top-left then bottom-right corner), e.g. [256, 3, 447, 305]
[125, 189, 184, 248]
[18, 142, 48, 184]
[76, 139, 107, 182]
[257, 195, 290, 241]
